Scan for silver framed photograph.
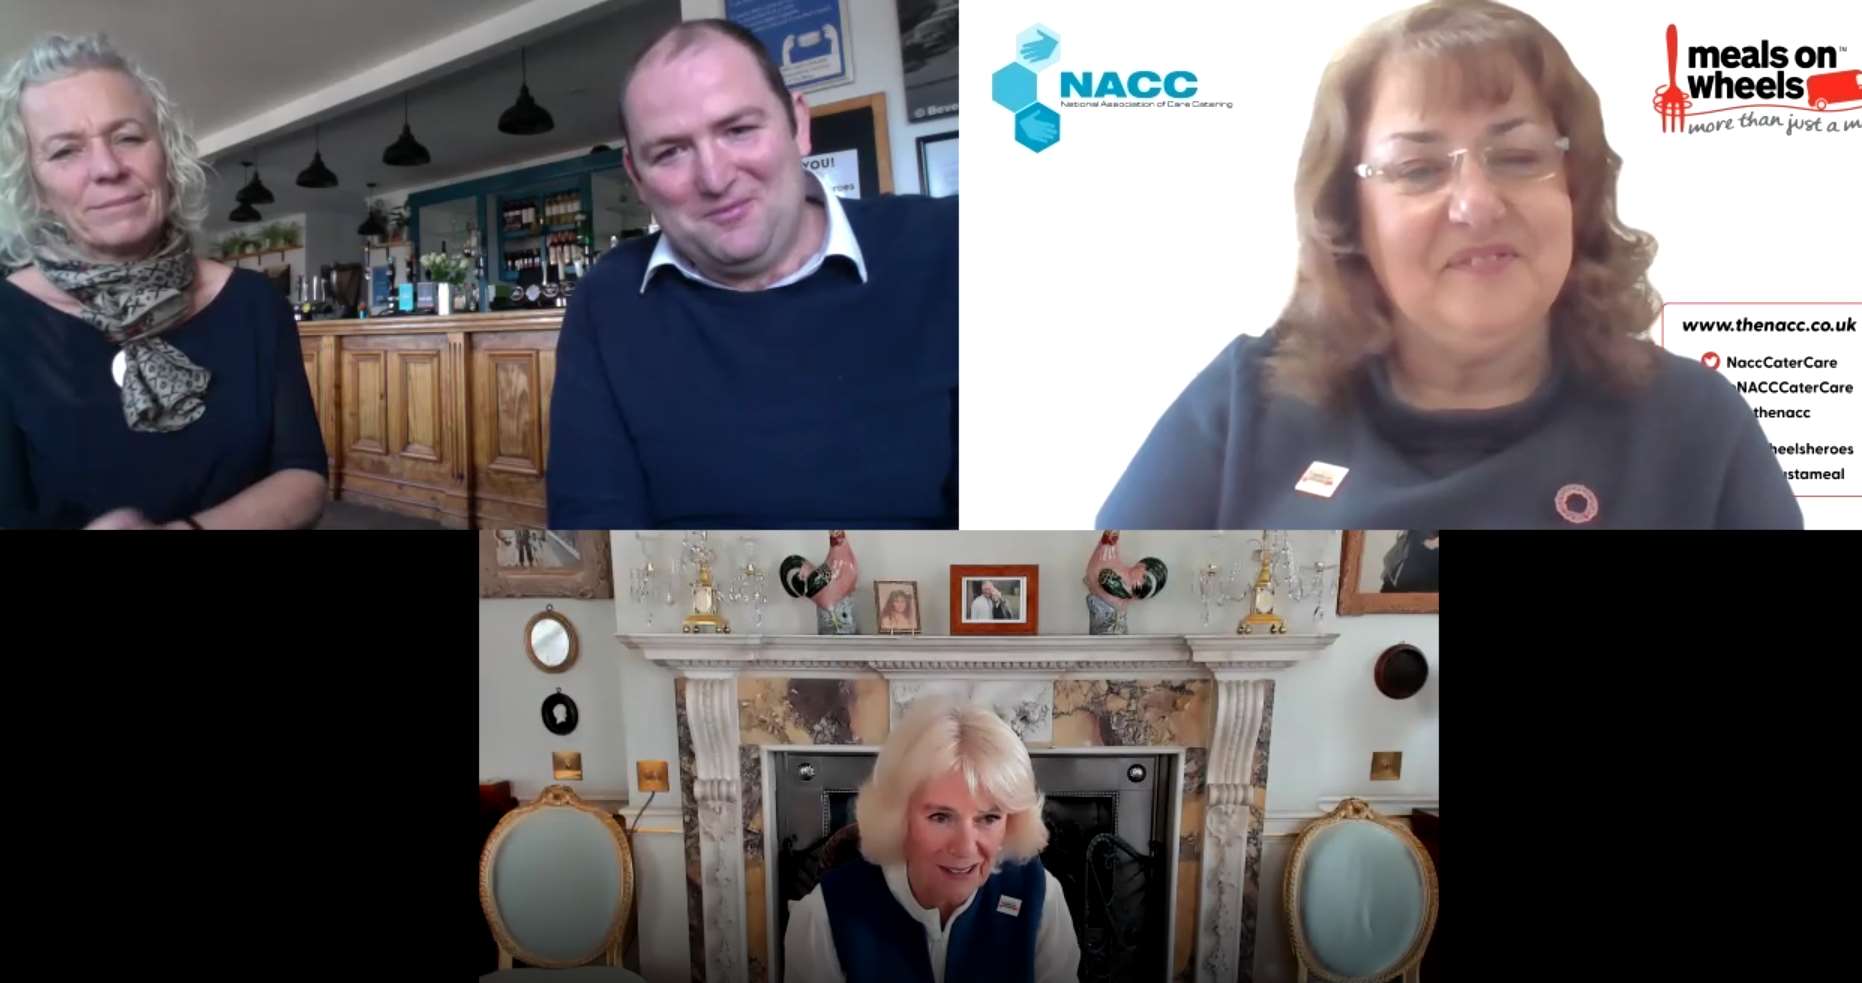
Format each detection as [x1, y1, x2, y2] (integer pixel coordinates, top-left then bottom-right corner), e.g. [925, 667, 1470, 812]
[915, 130, 957, 198]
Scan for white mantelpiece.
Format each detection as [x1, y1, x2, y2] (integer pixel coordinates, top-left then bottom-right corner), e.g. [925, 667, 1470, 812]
[623, 632, 1334, 675]
[626, 633, 1337, 983]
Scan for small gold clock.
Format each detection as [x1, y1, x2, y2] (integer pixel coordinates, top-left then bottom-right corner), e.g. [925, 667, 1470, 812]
[682, 562, 731, 633]
[1237, 548, 1287, 635]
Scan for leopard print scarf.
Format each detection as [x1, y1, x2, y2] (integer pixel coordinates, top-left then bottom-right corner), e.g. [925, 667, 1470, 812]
[33, 224, 211, 433]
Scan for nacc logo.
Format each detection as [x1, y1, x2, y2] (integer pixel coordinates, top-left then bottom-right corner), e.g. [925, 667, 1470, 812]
[990, 25, 1202, 153]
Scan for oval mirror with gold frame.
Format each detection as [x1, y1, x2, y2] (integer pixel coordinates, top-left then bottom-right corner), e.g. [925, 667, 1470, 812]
[525, 605, 579, 673]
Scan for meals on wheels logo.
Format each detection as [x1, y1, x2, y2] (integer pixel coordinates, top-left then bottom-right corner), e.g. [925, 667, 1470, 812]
[1653, 23, 1862, 135]
[990, 24, 1231, 153]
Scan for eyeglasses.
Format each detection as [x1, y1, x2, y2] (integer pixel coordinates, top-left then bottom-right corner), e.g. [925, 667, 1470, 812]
[1355, 135, 1571, 195]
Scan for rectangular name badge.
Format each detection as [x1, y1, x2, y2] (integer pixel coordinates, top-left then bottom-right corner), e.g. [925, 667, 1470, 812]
[1294, 461, 1349, 498]
[996, 896, 1022, 917]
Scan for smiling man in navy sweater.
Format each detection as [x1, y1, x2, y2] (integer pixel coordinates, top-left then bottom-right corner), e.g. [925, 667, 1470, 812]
[547, 19, 957, 529]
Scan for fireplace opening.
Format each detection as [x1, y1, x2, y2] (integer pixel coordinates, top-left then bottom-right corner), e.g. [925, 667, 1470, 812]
[770, 750, 1178, 982]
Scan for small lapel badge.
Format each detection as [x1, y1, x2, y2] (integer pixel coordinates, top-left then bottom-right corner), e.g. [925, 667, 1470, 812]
[996, 895, 1022, 917]
[1554, 483, 1600, 524]
[1294, 461, 1349, 498]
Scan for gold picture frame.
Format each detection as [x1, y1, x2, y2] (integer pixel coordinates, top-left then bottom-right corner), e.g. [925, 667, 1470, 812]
[1338, 531, 1439, 615]
[480, 530, 614, 599]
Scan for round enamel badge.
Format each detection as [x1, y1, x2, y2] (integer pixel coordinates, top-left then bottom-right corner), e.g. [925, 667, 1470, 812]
[1554, 483, 1599, 525]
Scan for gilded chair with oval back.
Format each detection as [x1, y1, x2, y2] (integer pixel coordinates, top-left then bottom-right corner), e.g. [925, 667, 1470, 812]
[478, 785, 643, 981]
[1285, 798, 1439, 983]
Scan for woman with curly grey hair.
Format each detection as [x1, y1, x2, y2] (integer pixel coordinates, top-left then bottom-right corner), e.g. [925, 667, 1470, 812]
[0, 34, 326, 529]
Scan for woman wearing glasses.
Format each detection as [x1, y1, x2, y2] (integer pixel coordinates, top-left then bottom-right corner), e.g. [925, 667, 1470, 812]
[1097, 0, 1799, 529]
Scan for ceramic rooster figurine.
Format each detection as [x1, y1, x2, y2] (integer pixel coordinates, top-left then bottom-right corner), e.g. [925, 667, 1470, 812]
[781, 530, 860, 635]
[1083, 530, 1167, 635]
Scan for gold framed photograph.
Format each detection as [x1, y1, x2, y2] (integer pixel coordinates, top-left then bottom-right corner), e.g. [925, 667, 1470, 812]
[1338, 531, 1439, 615]
[873, 580, 922, 634]
[480, 530, 614, 599]
[949, 564, 1039, 636]
[552, 751, 584, 781]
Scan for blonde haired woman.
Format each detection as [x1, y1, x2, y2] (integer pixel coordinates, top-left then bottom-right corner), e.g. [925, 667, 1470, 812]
[0, 34, 327, 529]
[783, 698, 1079, 983]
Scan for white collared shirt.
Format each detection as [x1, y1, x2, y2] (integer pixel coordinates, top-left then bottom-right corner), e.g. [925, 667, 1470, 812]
[639, 170, 869, 293]
[782, 861, 1079, 983]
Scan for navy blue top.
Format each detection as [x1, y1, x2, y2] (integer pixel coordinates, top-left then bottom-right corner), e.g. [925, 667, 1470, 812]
[0, 269, 328, 529]
[546, 194, 958, 529]
[1098, 331, 1803, 529]
[819, 856, 1046, 983]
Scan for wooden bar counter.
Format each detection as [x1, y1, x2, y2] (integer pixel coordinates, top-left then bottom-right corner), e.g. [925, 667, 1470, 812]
[297, 308, 562, 528]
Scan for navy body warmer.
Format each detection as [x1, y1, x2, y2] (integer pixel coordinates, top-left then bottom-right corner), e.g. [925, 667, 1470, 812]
[818, 857, 1047, 983]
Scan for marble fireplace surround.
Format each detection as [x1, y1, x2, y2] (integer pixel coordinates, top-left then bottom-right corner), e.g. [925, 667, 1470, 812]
[625, 633, 1338, 983]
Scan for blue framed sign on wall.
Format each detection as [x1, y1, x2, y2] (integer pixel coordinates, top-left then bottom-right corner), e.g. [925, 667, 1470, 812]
[726, 0, 853, 92]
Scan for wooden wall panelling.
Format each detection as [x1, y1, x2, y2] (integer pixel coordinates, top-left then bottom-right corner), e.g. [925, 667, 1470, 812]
[298, 312, 563, 527]
[300, 335, 342, 486]
[469, 329, 558, 529]
[337, 334, 468, 526]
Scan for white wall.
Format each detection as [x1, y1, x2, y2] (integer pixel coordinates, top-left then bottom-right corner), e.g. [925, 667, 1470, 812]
[302, 205, 371, 276]
[201, 202, 371, 295]
[480, 597, 633, 801]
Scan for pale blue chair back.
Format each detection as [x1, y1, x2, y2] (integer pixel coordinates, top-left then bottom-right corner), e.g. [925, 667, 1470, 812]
[480, 785, 635, 972]
[1285, 799, 1438, 982]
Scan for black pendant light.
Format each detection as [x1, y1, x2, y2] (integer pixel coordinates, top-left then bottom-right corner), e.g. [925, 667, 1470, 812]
[229, 163, 262, 221]
[498, 48, 556, 136]
[235, 159, 274, 205]
[357, 182, 388, 238]
[296, 125, 339, 188]
[382, 92, 431, 167]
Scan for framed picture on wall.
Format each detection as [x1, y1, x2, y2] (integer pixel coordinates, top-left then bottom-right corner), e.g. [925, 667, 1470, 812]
[1337, 531, 1439, 615]
[895, 0, 959, 122]
[726, 0, 855, 93]
[479, 530, 615, 599]
[916, 131, 957, 198]
[805, 92, 894, 197]
[874, 580, 922, 634]
[949, 564, 1040, 636]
